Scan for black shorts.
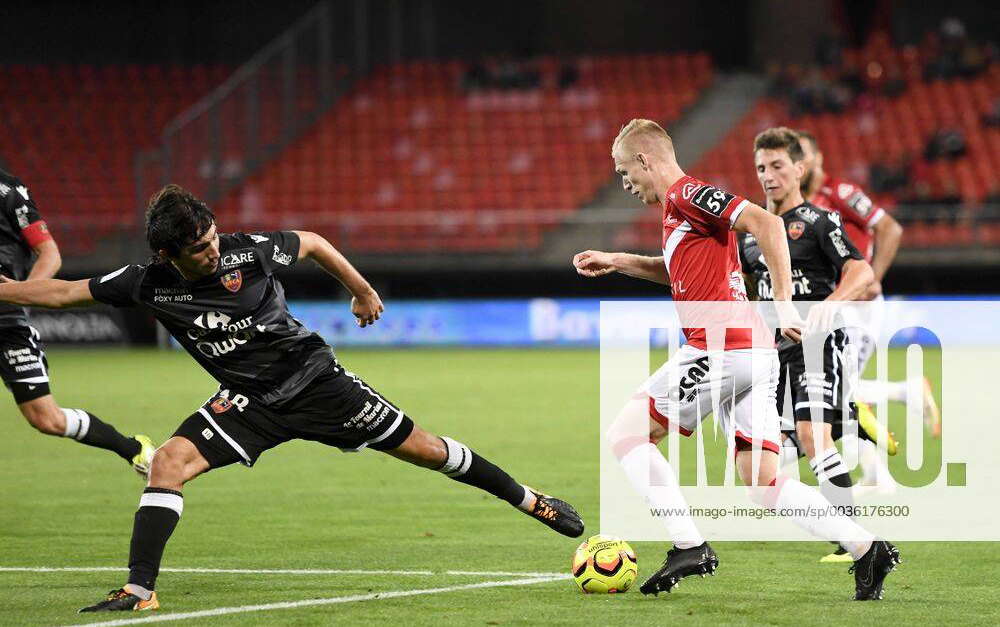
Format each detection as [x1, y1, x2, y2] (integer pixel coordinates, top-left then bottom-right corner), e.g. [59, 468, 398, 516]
[173, 363, 415, 469]
[777, 327, 857, 434]
[0, 325, 51, 404]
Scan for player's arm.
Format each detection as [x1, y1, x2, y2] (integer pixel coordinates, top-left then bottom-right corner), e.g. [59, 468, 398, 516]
[733, 205, 792, 301]
[0, 277, 96, 309]
[294, 230, 382, 327]
[26, 239, 62, 280]
[869, 213, 902, 284]
[572, 251, 668, 285]
[733, 204, 801, 341]
[826, 258, 873, 301]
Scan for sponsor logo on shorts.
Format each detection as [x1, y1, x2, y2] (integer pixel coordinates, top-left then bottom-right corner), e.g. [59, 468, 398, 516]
[346, 399, 394, 432]
[4, 347, 42, 372]
[202, 428, 214, 440]
[211, 397, 233, 413]
[787, 221, 805, 240]
[221, 270, 243, 293]
[677, 357, 711, 403]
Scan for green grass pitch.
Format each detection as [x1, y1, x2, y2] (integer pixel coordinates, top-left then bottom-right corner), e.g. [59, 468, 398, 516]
[1, 347, 998, 625]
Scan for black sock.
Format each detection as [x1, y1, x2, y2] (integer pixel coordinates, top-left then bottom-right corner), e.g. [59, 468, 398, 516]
[82, 413, 141, 461]
[62, 409, 141, 461]
[127, 488, 183, 592]
[810, 448, 855, 511]
[435, 437, 528, 507]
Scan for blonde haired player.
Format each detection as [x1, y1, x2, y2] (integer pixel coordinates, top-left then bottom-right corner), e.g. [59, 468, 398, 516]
[574, 119, 900, 600]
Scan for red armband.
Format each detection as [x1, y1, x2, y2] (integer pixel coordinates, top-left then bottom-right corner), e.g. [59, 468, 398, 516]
[21, 221, 53, 248]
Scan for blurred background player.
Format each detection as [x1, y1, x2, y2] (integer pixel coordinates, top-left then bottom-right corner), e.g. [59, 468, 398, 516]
[575, 119, 899, 600]
[798, 131, 941, 494]
[0, 168, 154, 476]
[742, 127, 882, 563]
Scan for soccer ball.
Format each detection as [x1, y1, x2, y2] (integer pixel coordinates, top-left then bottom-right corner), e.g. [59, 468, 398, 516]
[571, 534, 638, 593]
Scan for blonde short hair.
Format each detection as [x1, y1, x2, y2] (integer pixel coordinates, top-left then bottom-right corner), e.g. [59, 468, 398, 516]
[612, 118, 674, 156]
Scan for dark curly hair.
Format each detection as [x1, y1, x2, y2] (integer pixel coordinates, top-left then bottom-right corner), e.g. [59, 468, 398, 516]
[145, 184, 215, 261]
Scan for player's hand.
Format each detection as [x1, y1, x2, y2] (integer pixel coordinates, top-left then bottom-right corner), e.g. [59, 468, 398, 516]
[572, 250, 616, 278]
[351, 289, 383, 328]
[775, 299, 804, 343]
[805, 301, 839, 336]
[863, 280, 882, 301]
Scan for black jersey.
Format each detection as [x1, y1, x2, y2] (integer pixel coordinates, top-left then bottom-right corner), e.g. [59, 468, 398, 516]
[89, 231, 336, 406]
[739, 202, 863, 302]
[0, 169, 49, 327]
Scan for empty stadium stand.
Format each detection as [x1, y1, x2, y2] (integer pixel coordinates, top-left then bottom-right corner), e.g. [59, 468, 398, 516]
[215, 53, 714, 252]
[0, 64, 228, 254]
[621, 35, 999, 252]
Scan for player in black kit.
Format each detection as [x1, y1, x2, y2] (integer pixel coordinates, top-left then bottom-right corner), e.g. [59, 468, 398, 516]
[0, 184, 584, 612]
[742, 130, 899, 575]
[0, 169, 154, 475]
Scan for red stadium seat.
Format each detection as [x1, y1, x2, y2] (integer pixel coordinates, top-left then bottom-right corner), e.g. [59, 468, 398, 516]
[216, 53, 715, 252]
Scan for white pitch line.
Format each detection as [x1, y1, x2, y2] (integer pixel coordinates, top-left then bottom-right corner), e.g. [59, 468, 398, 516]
[58, 575, 569, 627]
[0, 566, 565, 578]
[0, 567, 435, 576]
[445, 570, 566, 577]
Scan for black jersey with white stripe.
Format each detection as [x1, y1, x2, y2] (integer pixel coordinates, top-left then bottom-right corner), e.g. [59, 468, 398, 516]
[0, 169, 47, 327]
[739, 202, 863, 303]
[89, 231, 335, 406]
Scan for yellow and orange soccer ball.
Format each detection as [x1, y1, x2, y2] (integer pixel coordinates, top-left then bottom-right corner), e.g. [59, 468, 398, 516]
[571, 534, 638, 593]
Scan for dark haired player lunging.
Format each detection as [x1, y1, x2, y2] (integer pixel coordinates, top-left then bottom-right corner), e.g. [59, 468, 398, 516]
[0, 168, 154, 476]
[0, 184, 583, 613]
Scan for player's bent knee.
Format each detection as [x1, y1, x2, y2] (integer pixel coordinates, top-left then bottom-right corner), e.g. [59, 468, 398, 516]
[386, 426, 448, 468]
[148, 437, 209, 487]
[20, 403, 64, 435]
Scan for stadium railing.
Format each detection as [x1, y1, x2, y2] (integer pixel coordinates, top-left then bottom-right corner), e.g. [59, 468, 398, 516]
[133, 1, 342, 223]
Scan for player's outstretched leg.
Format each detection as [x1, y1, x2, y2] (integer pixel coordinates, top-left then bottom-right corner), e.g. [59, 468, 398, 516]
[744, 454, 902, 600]
[19, 394, 155, 476]
[607, 396, 712, 595]
[855, 377, 940, 438]
[795, 420, 859, 563]
[856, 401, 898, 456]
[79, 437, 210, 612]
[386, 424, 584, 537]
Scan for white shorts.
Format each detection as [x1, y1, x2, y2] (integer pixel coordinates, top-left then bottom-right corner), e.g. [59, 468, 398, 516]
[844, 293, 885, 372]
[642, 345, 781, 453]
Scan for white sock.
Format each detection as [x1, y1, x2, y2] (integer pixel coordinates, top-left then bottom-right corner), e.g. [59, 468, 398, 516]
[856, 379, 908, 404]
[852, 437, 894, 487]
[778, 440, 801, 478]
[60, 408, 90, 441]
[517, 485, 534, 511]
[124, 583, 153, 601]
[619, 442, 705, 549]
[768, 477, 874, 559]
[809, 447, 848, 484]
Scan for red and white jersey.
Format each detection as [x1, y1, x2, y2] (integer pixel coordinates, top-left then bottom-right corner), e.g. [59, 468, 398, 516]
[662, 175, 765, 351]
[811, 175, 884, 262]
